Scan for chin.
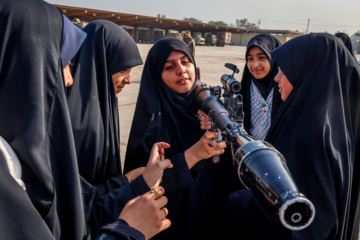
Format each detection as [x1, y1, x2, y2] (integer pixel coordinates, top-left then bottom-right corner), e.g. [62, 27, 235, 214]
[175, 88, 191, 94]
[254, 75, 266, 80]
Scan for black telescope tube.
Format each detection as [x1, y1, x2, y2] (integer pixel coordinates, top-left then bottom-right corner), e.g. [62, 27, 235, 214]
[221, 74, 242, 94]
[195, 85, 315, 230]
[234, 141, 315, 230]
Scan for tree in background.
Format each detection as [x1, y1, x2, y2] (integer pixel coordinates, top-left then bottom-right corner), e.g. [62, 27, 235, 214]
[208, 20, 228, 26]
[236, 18, 258, 29]
[183, 17, 202, 23]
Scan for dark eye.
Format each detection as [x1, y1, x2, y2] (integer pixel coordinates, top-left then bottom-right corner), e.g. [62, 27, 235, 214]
[182, 57, 192, 64]
[164, 65, 173, 70]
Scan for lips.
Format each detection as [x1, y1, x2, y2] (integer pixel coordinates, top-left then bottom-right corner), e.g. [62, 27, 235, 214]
[177, 78, 188, 85]
[253, 69, 263, 74]
[117, 86, 124, 92]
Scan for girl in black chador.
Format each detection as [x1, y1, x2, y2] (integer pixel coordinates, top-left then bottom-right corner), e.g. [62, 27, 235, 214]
[0, 0, 86, 238]
[125, 37, 242, 240]
[67, 20, 143, 195]
[230, 33, 360, 240]
[67, 20, 175, 238]
[240, 33, 283, 140]
[335, 32, 357, 61]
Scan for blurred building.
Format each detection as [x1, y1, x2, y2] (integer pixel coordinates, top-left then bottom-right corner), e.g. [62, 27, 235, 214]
[56, 4, 303, 46]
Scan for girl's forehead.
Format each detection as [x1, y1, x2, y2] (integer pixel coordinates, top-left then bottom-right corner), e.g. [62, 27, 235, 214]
[248, 46, 265, 54]
[166, 50, 189, 62]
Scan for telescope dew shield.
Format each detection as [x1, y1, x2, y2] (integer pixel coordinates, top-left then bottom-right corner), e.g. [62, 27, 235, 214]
[234, 140, 315, 230]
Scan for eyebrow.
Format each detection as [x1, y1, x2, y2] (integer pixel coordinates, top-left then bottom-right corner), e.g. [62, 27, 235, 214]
[165, 55, 188, 63]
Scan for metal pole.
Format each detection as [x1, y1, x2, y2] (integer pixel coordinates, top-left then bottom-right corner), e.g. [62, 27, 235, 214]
[306, 19, 310, 34]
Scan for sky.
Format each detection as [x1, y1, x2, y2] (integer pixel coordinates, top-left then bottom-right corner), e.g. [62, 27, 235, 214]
[47, 0, 360, 35]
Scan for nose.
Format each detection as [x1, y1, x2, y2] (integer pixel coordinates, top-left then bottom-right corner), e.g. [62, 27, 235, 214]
[176, 64, 186, 75]
[63, 67, 74, 87]
[124, 72, 132, 84]
[65, 77, 74, 87]
[274, 71, 280, 83]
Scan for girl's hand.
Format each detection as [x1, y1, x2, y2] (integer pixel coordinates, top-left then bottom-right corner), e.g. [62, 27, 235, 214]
[119, 186, 171, 239]
[185, 131, 226, 169]
[142, 142, 173, 189]
[198, 110, 211, 130]
[125, 167, 145, 182]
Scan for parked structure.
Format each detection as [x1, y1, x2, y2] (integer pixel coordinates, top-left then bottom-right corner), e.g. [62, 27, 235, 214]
[56, 4, 303, 45]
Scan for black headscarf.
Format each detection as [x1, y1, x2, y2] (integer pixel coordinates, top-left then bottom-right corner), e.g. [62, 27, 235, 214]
[124, 37, 201, 172]
[61, 14, 87, 67]
[67, 20, 143, 190]
[335, 32, 357, 61]
[0, 0, 86, 239]
[240, 33, 283, 134]
[265, 33, 360, 239]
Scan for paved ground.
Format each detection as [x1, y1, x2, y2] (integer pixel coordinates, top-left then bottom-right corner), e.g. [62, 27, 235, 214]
[118, 44, 248, 165]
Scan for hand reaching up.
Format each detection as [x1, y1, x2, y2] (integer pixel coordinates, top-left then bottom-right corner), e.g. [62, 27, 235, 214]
[142, 142, 173, 189]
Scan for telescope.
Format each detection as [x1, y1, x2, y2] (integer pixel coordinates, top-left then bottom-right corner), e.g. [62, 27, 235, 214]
[195, 63, 315, 230]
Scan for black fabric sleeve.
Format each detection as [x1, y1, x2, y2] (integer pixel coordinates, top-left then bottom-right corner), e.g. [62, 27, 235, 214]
[160, 152, 198, 194]
[93, 174, 130, 197]
[96, 219, 144, 240]
[93, 175, 150, 228]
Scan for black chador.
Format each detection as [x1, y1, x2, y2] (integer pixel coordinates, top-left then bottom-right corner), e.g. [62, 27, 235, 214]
[0, 0, 86, 239]
[266, 33, 360, 240]
[66, 20, 143, 236]
[67, 19, 143, 193]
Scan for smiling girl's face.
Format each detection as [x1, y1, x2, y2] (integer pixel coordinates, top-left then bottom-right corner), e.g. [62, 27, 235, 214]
[246, 46, 271, 79]
[161, 50, 196, 94]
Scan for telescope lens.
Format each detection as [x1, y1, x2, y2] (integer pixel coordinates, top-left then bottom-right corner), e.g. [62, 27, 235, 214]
[291, 213, 302, 223]
[230, 81, 241, 93]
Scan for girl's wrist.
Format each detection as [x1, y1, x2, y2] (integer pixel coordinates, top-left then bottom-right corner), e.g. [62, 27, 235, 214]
[184, 145, 201, 169]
